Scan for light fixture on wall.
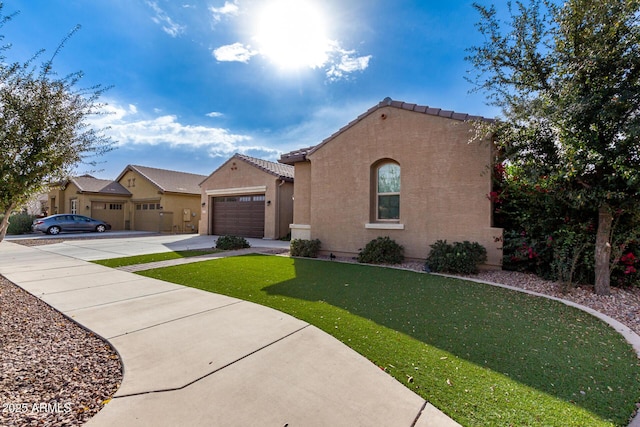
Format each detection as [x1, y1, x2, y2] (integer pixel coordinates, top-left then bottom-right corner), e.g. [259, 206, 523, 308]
[85, 205, 90, 210]
[201, 202, 206, 207]
[267, 200, 271, 206]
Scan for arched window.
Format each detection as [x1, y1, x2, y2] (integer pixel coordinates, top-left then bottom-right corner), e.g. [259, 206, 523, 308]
[376, 162, 400, 220]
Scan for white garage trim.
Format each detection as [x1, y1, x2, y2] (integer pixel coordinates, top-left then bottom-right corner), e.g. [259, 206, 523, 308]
[206, 186, 267, 196]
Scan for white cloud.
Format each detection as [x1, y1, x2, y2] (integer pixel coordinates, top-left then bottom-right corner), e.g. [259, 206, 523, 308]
[326, 49, 372, 81]
[146, 1, 186, 37]
[89, 102, 270, 159]
[206, 111, 224, 118]
[213, 42, 257, 63]
[210, 1, 240, 22]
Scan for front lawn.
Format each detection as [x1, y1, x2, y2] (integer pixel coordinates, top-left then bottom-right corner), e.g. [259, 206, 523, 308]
[92, 249, 220, 268]
[138, 255, 640, 426]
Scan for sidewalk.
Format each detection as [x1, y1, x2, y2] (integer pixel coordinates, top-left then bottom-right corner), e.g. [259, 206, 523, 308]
[0, 238, 460, 427]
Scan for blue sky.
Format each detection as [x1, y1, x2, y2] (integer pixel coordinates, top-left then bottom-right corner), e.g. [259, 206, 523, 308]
[4, 0, 506, 179]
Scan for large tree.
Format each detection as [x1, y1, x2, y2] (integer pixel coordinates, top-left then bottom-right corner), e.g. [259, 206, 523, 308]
[467, 0, 640, 295]
[0, 5, 113, 241]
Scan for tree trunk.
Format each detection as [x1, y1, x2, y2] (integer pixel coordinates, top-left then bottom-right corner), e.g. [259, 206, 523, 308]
[0, 203, 15, 243]
[594, 204, 613, 296]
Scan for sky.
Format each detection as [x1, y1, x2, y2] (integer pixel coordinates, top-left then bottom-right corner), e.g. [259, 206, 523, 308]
[3, 0, 507, 180]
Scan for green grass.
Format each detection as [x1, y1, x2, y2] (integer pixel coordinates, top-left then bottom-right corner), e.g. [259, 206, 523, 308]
[92, 249, 220, 268]
[138, 255, 640, 426]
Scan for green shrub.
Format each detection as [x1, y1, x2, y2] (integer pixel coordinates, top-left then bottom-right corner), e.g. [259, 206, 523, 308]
[1, 213, 37, 235]
[357, 236, 404, 264]
[426, 240, 487, 274]
[290, 239, 321, 258]
[215, 235, 250, 250]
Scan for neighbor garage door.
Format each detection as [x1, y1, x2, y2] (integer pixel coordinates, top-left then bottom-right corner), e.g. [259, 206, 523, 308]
[212, 195, 265, 238]
[91, 202, 125, 230]
[134, 202, 162, 232]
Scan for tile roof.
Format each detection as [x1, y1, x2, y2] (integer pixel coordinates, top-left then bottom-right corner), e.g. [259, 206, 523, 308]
[279, 97, 494, 164]
[71, 175, 131, 196]
[201, 153, 295, 185]
[235, 153, 294, 180]
[117, 165, 207, 194]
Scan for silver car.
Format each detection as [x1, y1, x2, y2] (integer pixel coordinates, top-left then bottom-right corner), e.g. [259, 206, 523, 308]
[32, 214, 111, 235]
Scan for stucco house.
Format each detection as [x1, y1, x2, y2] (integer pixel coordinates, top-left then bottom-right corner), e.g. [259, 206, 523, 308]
[199, 153, 294, 239]
[48, 175, 132, 230]
[115, 165, 206, 233]
[280, 98, 503, 267]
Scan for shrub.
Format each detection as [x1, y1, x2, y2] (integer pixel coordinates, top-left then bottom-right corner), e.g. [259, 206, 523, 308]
[426, 240, 487, 274]
[215, 235, 250, 250]
[290, 239, 321, 258]
[1, 213, 37, 235]
[357, 236, 404, 265]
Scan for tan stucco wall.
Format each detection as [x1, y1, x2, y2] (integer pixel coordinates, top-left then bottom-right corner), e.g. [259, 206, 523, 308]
[299, 106, 503, 267]
[199, 157, 293, 239]
[117, 170, 201, 233]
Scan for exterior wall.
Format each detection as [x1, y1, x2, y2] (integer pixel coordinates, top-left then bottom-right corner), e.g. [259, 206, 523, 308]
[159, 193, 201, 233]
[277, 181, 294, 239]
[117, 170, 200, 233]
[199, 158, 293, 239]
[290, 161, 312, 240]
[305, 106, 503, 267]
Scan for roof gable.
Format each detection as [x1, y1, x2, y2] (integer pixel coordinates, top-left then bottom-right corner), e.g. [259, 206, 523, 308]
[116, 165, 207, 195]
[201, 153, 294, 185]
[71, 175, 131, 196]
[279, 97, 494, 164]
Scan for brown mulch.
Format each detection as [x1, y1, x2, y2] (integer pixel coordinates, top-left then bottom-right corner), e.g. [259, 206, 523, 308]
[0, 277, 122, 427]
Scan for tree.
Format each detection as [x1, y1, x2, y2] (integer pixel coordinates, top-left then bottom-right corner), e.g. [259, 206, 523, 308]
[0, 4, 113, 242]
[467, 0, 640, 295]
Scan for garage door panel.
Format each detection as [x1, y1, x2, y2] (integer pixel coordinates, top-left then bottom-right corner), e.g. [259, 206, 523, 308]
[91, 202, 125, 230]
[212, 195, 265, 238]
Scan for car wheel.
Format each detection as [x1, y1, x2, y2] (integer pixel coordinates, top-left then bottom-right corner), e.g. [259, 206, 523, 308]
[96, 224, 106, 233]
[47, 226, 61, 235]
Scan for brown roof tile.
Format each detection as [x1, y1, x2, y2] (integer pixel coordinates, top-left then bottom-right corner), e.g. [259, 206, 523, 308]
[279, 97, 494, 164]
[235, 154, 294, 180]
[117, 165, 207, 194]
[71, 176, 131, 196]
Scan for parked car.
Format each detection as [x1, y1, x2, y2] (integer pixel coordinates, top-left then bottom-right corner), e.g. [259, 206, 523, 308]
[32, 214, 111, 235]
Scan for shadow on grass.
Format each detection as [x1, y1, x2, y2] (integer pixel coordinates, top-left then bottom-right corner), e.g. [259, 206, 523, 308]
[262, 258, 640, 423]
[139, 254, 640, 424]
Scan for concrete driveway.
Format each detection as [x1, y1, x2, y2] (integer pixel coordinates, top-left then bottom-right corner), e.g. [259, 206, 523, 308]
[7, 232, 290, 260]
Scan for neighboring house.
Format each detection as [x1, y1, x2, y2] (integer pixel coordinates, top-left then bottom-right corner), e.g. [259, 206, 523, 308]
[115, 165, 206, 233]
[199, 153, 294, 239]
[48, 175, 132, 229]
[280, 98, 503, 267]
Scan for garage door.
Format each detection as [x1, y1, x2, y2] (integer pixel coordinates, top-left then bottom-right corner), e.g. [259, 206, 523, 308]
[91, 202, 125, 230]
[212, 195, 265, 238]
[134, 202, 162, 232]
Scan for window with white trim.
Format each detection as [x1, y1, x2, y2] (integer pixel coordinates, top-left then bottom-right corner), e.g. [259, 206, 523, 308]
[376, 162, 400, 220]
[71, 199, 78, 214]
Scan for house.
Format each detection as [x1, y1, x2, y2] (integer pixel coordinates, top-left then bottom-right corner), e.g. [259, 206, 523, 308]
[48, 175, 132, 229]
[115, 165, 206, 233]
[280, 98, 503, 267]
[199, 153, 294, 239]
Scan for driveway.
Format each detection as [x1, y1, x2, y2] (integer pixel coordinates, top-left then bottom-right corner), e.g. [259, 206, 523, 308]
[7, 232, 290, 260]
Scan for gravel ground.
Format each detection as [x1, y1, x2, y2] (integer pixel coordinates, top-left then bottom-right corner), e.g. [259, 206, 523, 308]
[0, 277, 122, 427]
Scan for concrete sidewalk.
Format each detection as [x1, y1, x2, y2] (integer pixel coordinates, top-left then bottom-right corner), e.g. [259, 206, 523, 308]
[0, 237, 460, 427]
